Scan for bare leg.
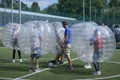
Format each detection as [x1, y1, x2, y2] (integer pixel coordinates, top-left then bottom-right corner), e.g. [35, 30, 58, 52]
[30, 55, 34, 70]
[66, 55, 72, 66]
[36, 58, 39, 69]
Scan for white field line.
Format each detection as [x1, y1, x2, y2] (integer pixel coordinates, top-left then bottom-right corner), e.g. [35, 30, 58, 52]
[0, 77, 29, 80]
[0, 77, 13, 80]
[75, 75, 120, 80]
[75, 61, 120, 80]
[13, 57, 80, 80]
[107, 61, 120, 64]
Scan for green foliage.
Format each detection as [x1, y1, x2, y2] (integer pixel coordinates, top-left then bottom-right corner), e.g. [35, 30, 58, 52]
[42, 3, 58, 14]
[31, 2, 40, 13]
[0, 0, 31, 11]
[109, 0, 120, 7]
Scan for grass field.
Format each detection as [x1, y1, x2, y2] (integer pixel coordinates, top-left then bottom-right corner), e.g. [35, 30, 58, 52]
[0, 47, 120, 80]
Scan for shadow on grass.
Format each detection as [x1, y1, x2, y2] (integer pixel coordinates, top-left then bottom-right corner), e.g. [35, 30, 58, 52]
[0, 65, 28, 72]
[49, 64, 93, 75]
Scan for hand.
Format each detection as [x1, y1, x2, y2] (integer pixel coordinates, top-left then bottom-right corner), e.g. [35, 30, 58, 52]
[89, 42, 93, 46]
[61, 44, 64, 48]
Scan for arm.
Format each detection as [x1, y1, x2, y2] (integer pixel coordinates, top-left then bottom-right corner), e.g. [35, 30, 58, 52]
[89, 38, 93, 46]
[39, 34, 43, 41]
[63, 34, 68, 45]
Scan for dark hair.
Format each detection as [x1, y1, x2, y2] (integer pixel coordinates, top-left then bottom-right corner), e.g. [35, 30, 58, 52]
[116, 25, 119, 28]
[62, 21, 67, 25]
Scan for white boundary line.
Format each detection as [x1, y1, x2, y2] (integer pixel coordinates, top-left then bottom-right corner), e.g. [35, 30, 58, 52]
[13, 57, 79, 80]
[0, 77, 13, 80]
[75, 75, 120, 80]
[0, 77, 29, 80]
[107, 61, 120, 64]
[75, 61, 120, 80]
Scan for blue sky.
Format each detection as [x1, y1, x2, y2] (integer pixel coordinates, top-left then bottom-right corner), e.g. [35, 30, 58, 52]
[21, 0, 58, 10]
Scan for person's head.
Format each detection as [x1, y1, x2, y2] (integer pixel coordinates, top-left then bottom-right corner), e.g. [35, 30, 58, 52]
[94, 29, 101, 36]
[33, 23, 39, 30]
[116, 25, 119, 28]
[62, 21, 67, 28]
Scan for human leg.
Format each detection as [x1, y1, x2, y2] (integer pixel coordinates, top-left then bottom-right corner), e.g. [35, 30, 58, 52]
[93, 52, 101, 75]
[17, 50, 23, 62]
[64, 44, 73, 70]
[29, 54, 35, 71]
[12, 49, 16, 63]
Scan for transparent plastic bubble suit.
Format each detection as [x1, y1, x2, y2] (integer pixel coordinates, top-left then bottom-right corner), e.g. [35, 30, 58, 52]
[18, 21, 55, 55]
[2, 23, 21, 49]
[50, 22, 65, 54]
[72, 22, 116, 63]
[97, 25, 116, 62]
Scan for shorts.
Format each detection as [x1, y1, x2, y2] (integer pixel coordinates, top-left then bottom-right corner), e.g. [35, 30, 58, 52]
[64, 44, 71, 58]
[115, 34, 120, 42]
[31, 47, 41, 58]
[11, 38, 20, 50]
[93, 53, 100, 62]
[56, 45, 64, 54]
[93, 49, 103, 62]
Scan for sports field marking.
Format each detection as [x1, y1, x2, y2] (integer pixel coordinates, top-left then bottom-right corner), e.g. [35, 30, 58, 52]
[107, 61, 120, 64]
[0, 77, 13, 80]
[0, 77, 29, 80]
[75, 75, 120, 80]
[75, 61, 120, 80]
[13, 57, 79, 80]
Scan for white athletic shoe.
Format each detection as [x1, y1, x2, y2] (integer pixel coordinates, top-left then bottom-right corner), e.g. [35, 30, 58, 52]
[84, 64, 92, 69]
[35, 68, 40, 72]
[20, 59, 23, 62]
[93, 71, 101, 75]
[12, 59, 16, 63]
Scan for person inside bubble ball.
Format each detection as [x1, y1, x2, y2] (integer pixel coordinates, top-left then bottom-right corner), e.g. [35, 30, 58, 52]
[11, 25, 23, 63]
[90, 29, 103, 75]
[114, 25, 120, 48]
[48, 29, 64, 66]
[29, 23, 43, 72]
[62, 21, 73, 70]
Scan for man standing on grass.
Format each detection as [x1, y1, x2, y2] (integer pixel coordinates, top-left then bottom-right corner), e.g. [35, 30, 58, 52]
[48, 29, 64, 67]
[11, 25, 23, 63]
[29, 23, 43, 72]
[90, 29, 103, 75]
[62, 21, 73, 70]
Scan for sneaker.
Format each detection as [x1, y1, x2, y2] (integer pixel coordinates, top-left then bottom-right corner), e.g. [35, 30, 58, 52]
[93, 71, 101, 75]
[65, 66, 74, 70]
[12, 59, 16, 63]
[84, 64, 92, 69]
[29, 69, 32, 72]
[49, 60, 56, 64]
[35, 68, 40, 72]
[20, 59, 23, 62]
[29, 67, 33, 72]
[56, 60, 63, 65]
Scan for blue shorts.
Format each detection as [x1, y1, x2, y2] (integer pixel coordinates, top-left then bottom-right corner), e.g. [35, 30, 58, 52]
[93, 51, 100, 62]
[115, 34, 120, 42]
[93, 53, 100, 60]
[31, 47, 41, 58]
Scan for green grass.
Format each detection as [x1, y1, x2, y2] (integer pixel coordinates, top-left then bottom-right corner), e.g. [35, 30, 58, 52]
[0, 47, 120, 80]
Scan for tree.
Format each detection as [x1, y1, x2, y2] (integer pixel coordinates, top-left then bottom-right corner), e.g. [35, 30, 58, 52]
[42, 3, 58, 14]
[57, 0, 104, 19]
[31, 2, 40, 13]
[21, 2, 30, 11]
[109, 0, 119, 7]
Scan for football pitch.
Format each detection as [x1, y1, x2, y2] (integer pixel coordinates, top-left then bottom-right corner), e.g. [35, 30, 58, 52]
[0, 47, 120, 80]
